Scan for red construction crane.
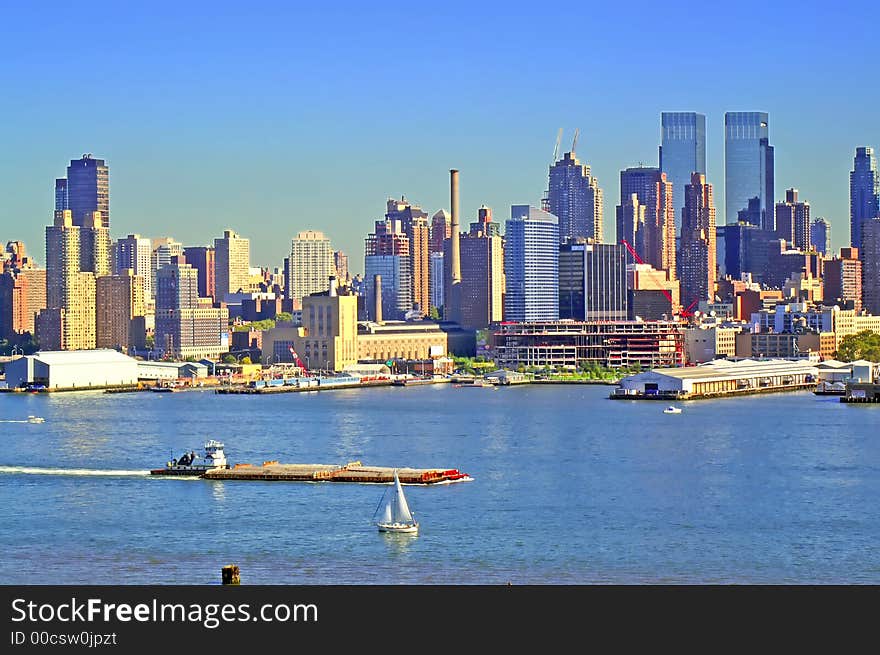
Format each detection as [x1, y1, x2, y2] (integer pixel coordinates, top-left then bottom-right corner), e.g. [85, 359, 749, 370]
[619, 239, 698, 319]
[288, 346, 311, 376]
[620, 239, 689, 366]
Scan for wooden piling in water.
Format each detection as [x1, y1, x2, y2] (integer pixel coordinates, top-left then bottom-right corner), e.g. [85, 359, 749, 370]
[222, 564, 240, 585]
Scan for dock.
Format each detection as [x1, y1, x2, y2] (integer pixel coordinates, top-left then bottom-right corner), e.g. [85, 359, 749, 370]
[203, 461, 471, 484]
[840, 382, 880, 403]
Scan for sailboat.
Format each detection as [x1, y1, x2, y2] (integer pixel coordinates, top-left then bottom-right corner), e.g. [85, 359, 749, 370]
[374, 470, 419, 534]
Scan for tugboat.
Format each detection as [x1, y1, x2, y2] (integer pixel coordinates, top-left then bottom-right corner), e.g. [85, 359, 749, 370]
[150, 440, 230, 476]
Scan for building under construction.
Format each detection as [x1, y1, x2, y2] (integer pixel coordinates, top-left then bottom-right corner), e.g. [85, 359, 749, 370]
[493, 320, 684, 370]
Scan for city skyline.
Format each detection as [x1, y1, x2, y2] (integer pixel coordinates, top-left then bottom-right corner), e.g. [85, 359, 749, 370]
[2, 1, 879, 273]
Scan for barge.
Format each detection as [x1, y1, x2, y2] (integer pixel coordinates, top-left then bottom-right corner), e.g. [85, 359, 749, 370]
[151, 441, 471, 484]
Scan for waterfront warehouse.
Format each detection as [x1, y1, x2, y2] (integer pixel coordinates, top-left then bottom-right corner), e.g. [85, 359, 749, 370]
[4, 349, 139, 390]
[611, 358, 818, 399]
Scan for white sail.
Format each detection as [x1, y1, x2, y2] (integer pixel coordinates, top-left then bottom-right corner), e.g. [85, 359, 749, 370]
[392, 472, 414, 523]
[377, 493, 394, 524]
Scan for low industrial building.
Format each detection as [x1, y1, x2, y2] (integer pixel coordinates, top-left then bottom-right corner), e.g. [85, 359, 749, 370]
[734, 330, 834, 360]
[4, 349, 139, 390]
[261, 281, 459, 370]
[684, 325, 740, 364]
[612, 358, 818, 399]
[137, 360, 209, 380]
[357, 320, 448, 363]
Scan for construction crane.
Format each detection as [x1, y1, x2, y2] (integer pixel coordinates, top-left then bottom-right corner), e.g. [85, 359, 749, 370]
[552, 128, 563, 163]
[287, 345, 311, 377]
[619, 239, 698, 319]
[571, 128, 579, 154]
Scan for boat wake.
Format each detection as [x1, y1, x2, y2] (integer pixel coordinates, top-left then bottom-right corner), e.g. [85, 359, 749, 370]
[0, 465, 151, 478]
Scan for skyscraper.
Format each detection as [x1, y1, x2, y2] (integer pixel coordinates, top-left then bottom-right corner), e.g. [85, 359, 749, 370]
[724, 112, 774, 229]
[288, 230, 335, 309]
[430, 210, 451, 254]
[115, 234, 153, 299]
[547, 151, 603, 243]
[386, 198, 430, 314]
[96, 269, 145, 352]
[444, 229, 504, 329]
[150, 237, 183, 300]
[0, 241, 46, 342]
[618, 167, 676, 276]
[823, 247, 862, 311]
[469, 205, 501, 237]
[182, 246, 216, 301]
[364, 255, 411, 321]
[213, 229, 251, 302]
[429, 252, 444, 313]
[850, 146, 880, 249]
[861, 219, 880, 315]
[39, 210, 96, 350]
[810, 217, 831, 256]
[584, 242, 628, 321]
[659, 112, 706, 231]
[54, 179, 68, 211]
[775, 188, 811, 251]
[504, 205, 559, 322]
[616, 193, 646, 258]
[61, 154, 109, 228]
[559, 240, 627, 321]
[334, 251, 350, 284]
[155, 262, 229, 359]
[680, 173, 717, 306]
[78, 211, 111, 276]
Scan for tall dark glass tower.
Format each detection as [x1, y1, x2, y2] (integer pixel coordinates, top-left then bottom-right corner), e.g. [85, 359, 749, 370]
[850, 146, 880, 249]
[54, 179, 68, 211]
[724, 112, 774, 229]
[546, 151, 603, 243]
[64, 154, 109, 228]
[659, 112, 706, 232]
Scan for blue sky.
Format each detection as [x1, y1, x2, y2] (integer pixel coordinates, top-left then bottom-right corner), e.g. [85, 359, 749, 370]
[2, 0, 878, 273]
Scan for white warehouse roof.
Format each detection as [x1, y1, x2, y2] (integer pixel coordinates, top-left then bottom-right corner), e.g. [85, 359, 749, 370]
[31, 349, 137, 365]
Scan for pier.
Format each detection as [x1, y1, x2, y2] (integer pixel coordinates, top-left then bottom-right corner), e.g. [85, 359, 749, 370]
[840, 382, 880, 403]
[610, 358, 819, 401]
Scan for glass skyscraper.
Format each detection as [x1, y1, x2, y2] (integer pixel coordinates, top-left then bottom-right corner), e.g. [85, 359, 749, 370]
[504, 205, 559, 322]
[810, 217, 830, 256]
[546, 152, 603, 243]
[724, 112, 774, 229]
[364, 254, 411, 321]
[618, 166, 676, 275]
[659, 112, 706, 232]
[64, 154, 109, 228]
[850, 146, 880, 249]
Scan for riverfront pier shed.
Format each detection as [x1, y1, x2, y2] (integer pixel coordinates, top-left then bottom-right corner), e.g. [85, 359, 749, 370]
[612, 358, 818, 399]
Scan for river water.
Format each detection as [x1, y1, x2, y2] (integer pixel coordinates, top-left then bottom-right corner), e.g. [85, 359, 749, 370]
[1, 384, 878, 584]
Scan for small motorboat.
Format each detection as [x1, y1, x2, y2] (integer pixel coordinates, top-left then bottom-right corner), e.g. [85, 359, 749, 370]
[27, 416, 45, 423]
[663, 406, 682, 414]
